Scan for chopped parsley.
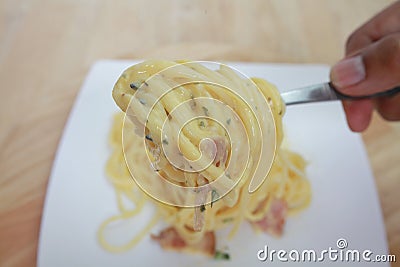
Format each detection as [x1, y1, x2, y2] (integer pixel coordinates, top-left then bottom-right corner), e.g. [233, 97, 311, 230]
[214, 250, 230, 260]
[211, 189, 219, 208]
[226, 118, 231, 125]
[202, 106, 209, 116]
[130, 82, 139, 90]
[145, 134, 153, 142]
[190, 94, 197, 109]
[200, 204, 206, 212]
[162, 139, 169, 145]
[199, 120, 205, 128]
[139, 98, 146, 105]
[222, 218, 233, 223]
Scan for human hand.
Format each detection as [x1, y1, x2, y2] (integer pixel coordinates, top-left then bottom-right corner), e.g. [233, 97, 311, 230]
[330, 0, 400, 132]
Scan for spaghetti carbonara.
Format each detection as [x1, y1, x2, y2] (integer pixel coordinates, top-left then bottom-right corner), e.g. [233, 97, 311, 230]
[99, 60, 311, 258]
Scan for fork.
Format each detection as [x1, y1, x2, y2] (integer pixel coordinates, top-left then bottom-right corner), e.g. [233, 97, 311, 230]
[281, 83, 400, 105]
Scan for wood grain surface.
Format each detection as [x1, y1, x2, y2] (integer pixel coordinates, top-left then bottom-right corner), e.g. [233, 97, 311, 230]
[0, 0, 399, 266]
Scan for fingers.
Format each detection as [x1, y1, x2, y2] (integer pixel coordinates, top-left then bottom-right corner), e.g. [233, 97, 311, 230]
[374, 93, 400, 121]
[330, 1, 400, 132]
[331, 32, 400, 96]
[342, 99, 374, 132]
[332, 33, 400, 132]
[346, 0, 400, 55]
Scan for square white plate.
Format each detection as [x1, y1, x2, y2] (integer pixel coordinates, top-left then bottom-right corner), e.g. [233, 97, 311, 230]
[38, 60, 389, 266]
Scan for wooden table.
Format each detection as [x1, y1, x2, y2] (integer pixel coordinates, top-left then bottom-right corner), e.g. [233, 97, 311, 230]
[1, 0, 399, 266]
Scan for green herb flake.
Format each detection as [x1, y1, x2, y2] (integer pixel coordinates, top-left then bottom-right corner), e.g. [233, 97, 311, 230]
[190, 94, 197, 109]
[145, 134, 153, 142]
[162, 139, 169, 145]
[200, 204, 206, 212]
[222, 218, 233, 223]
[202, 106, 209, 116]
[211, 189, 219, 208]
[139, 98, 146, 105]
[214, 250, 230, 260]
[199, 121, 205, 128]
[226, 118, 231, 125]
[130, 82, 139, 90]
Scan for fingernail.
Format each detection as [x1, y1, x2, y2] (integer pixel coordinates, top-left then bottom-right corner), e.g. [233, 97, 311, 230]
[331, 56, 366, 88]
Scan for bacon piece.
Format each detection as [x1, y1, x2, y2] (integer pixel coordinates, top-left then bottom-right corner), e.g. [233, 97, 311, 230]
[212, 137, 228, 167]
[251, 198, 288, 237]
[151, 227, 186, 249]
[200, 136, 228, 168]
[151, 227, 216, 256]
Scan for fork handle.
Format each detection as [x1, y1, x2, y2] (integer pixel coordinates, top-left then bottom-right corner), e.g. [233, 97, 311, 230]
[330, 83, 400, 100]
[282, 82, 400, 105]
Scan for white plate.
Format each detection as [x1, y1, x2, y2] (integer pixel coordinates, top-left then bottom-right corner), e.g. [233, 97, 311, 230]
[38, 60, 389, 267]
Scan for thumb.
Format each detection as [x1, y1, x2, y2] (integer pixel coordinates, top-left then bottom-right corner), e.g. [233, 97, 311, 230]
[330, 33, 400, 96]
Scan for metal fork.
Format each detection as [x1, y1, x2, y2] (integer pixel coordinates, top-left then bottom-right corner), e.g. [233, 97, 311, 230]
[281, 83, 400, 105]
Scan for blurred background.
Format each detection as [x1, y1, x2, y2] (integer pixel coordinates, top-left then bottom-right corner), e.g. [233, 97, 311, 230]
[0, 0, 399, 266]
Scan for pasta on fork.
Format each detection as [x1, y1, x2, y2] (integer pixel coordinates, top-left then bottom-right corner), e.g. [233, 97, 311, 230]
[99, 60, 311, 257]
